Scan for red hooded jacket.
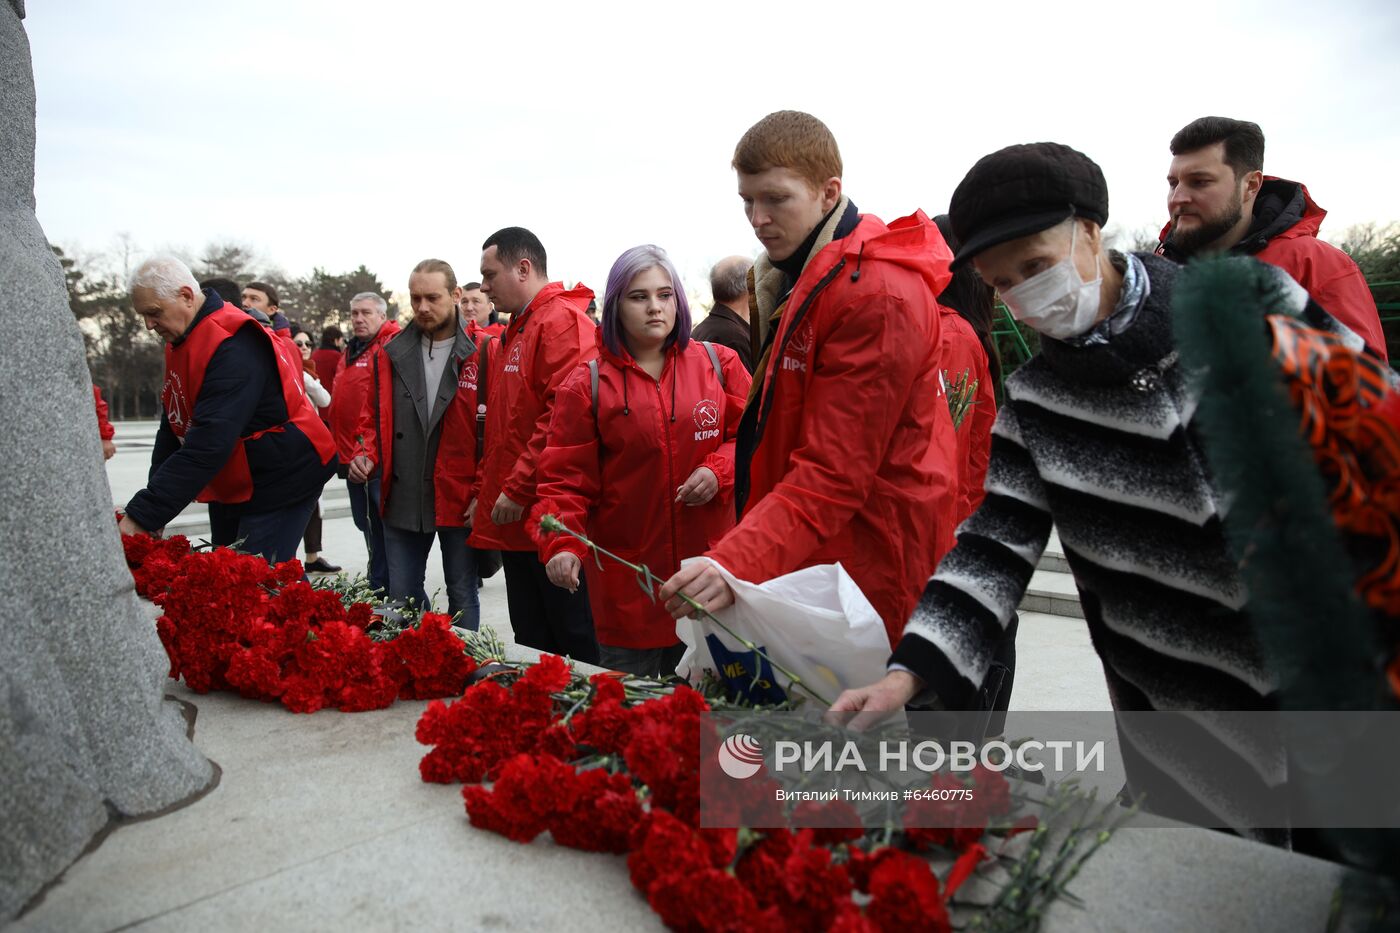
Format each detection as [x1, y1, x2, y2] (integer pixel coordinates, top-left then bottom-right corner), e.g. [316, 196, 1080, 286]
[1161, 177, 1386, 359]
[469, 282, 597, 552]
[532, 332, 752, 648]
[353, 331, 478, 527]
[940, 309, 996, 526]
[329, 321, 400, 464]
[707, 210, 959, 647]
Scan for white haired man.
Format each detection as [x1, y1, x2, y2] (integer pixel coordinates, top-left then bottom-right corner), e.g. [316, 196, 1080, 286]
[328, 291, 400, 593]
[119, 256, 336, 564]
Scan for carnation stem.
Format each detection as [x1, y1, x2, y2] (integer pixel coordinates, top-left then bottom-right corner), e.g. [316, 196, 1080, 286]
[539, 515, 832, 706]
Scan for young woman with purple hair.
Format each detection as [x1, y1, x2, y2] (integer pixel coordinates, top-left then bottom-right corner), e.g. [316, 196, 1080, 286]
[531, 245, 752, 677]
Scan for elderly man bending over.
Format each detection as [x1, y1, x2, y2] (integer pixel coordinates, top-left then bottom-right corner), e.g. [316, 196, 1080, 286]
[119, 256, 335, 564]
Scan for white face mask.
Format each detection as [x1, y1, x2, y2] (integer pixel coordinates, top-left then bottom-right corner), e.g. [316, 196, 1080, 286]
[999, 220, 1103, 340]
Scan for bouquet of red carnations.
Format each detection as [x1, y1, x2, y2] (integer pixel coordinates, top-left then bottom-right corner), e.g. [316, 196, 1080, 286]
[416, 659, 1067, 932]
[121, 533, 478, 714]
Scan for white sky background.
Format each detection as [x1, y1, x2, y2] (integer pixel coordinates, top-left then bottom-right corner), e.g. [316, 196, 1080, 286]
[25, 0, 1400, 309]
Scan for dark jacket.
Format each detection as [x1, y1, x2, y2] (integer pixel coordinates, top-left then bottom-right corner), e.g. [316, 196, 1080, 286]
[126, 291, 334, 530]
[692, 303, 755, 373]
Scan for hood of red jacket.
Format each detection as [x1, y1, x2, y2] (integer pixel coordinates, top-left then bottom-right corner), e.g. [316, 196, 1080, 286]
[825, 209, 954, 300]
[1242, 176, 1325, 243]
[505, 281, 596, 343]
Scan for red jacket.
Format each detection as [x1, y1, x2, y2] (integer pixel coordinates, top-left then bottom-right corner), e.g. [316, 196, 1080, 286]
[353, 332, 479, 528]
[311, 348, 342, 396]
[465, 319, 506, 343]
[1252, 181, 1385, 360]
[532, 334, 752, 649]
[93, 385, 115, 440]
[328, 322, 400, 464]
[469, 282, 597, 552]
[163, 302, 335, 504]
[707, 210, 959, 647]
[940, 309, 996, 526]
[1160, 177, 1386, 360]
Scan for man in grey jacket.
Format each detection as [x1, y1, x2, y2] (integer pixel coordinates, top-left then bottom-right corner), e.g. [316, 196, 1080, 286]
[347, 259, 480, 627]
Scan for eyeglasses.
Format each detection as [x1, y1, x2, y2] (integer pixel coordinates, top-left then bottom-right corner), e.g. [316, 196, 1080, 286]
[294, 341, 311, 348]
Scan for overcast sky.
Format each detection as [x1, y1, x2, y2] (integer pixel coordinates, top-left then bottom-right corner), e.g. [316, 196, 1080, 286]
[25, 0, 1400, 308]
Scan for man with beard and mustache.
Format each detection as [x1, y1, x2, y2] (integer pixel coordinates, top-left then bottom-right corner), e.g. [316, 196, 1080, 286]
[347, 259, 481, 628]
[1158, 116, 1386, 359]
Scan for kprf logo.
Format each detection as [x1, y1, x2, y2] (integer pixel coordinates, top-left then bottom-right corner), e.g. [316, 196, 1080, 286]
[717, 733, 764, 780]
[693, 399, 719, 429]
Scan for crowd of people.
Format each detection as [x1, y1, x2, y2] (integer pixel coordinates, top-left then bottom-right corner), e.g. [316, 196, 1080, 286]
[114, 111, 1385, 764]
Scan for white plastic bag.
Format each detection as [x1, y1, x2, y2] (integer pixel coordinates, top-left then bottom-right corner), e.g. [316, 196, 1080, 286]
[674, 558, 891, 707]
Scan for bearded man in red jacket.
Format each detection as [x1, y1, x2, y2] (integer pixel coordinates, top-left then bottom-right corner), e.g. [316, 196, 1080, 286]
[469, 227, 599, 662]
[660, 111, 960, 647]
[1160, 115, 1386, 360]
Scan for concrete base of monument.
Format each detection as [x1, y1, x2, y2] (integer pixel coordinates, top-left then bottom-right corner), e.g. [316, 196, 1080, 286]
[15, 513, 1349, 931]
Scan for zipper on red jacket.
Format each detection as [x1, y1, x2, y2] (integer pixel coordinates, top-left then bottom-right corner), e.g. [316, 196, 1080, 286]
[643, 356, 681, 576]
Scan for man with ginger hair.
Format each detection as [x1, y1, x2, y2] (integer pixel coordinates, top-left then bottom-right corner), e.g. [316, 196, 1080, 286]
[660, 111, 959, 647]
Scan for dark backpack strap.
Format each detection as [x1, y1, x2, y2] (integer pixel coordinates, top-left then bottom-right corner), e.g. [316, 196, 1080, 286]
[588, 358, 600, 423]
[701, 341, 725, 389]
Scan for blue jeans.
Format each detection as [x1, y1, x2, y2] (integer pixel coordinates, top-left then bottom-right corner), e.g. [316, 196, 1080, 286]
[209, 495, 320, 566]
[347, 478, 388, 593]
[382, 523, 479, 629]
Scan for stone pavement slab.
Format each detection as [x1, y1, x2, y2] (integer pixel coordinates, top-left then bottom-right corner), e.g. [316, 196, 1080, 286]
[16, 678, 1347, 933]
[15, 682, 659, 933]
[1011, 611, 1113, 711]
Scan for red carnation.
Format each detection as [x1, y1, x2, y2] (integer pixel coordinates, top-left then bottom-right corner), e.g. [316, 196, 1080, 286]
[387, 613, 478, 700]
[627, 809, 736, 896]
[864, 849, 950, 933]
[414, 668, 578, 784]
[548, 767, 642, 853]
[733, 829, 852, 928]
[646, 867, 775, 932]
[462, 753, 577, 844]
[967, 764, 1011, 819]
[570, 674, 636, 754]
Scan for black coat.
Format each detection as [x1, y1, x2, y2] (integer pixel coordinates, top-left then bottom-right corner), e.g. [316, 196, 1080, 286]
[691, 303, 754, 373]
[126, 292, 334, 530]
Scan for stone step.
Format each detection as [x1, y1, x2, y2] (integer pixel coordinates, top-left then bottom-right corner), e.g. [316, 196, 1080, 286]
[1019, 568, 1084, 619]
[1040, 527, 1069, 574]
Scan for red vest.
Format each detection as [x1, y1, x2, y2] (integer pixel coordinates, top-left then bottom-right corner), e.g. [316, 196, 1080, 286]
[162, 303, 335, 504]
